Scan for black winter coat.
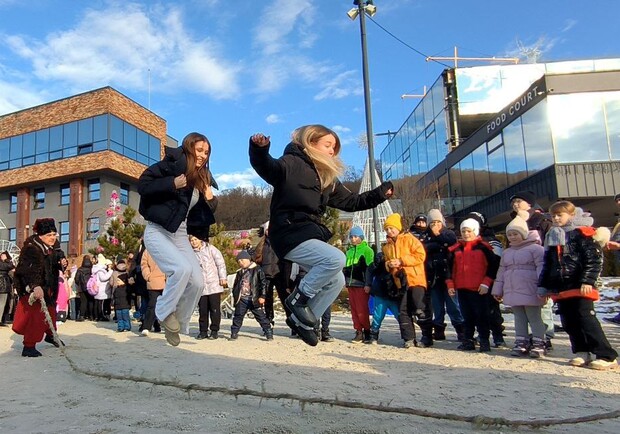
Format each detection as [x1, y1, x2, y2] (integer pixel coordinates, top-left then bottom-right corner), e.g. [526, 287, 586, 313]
[138, 146, 218, 240]
[421, 228, 457, 287]
[13, 235, 65, 304]
[256, 237, 280, 279]
[539, 228, 603, 293]
[0, 260, 14, 294]
[249, 140, 393, 258]
[232, 264, 267, 305]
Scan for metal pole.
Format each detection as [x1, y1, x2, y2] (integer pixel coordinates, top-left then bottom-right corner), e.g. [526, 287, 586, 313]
[357, 1, 381, 251]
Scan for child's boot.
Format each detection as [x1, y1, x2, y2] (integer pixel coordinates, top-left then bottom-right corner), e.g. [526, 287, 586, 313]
[285, 287, 317, 327]
[321, 329, 334, 342]
[368, 329, 379, 345]
[529, 337, 546, 358]
[433, 323, 446, 340]
[510, 336, 530, 357]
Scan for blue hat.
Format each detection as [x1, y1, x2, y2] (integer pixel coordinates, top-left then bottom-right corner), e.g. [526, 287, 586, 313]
[236, 250, 251, 261]
[349, 226, 365, 240]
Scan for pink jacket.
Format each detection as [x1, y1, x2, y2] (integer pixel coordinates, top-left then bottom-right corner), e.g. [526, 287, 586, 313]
[56, 271, 69, 312]
[492, 231, 544, 307]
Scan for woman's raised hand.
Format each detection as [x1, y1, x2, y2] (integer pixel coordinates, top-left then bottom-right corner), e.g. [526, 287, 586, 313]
[251, 133, 270, 147]
[174, 174, 187, 189]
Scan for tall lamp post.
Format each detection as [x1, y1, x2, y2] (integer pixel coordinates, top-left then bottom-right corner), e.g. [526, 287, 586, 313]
[348, 0, 381, 250]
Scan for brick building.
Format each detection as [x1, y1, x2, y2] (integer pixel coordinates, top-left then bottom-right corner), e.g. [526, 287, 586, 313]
[0, 87, 173, 257]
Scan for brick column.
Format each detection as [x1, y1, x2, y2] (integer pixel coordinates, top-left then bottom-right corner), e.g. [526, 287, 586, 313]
[16, 188, 30, 248]
[68, 178, 84, 256]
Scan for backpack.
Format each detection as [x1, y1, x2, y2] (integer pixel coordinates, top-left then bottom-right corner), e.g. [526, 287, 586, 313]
[86, 272, 99, 296]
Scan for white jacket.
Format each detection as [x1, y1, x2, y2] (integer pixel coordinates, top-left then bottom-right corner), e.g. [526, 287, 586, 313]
[193, 242, 227, 296]
[91, 263, 113, 300]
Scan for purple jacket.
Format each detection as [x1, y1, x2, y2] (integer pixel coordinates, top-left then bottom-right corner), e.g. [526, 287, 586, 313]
[492, 231, 544, 307]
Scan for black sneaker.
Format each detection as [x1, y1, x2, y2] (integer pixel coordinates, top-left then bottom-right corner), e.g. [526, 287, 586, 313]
[321, 330, 334, 342]
[44, 335, 64, 347]
[420, 335, 434, 348]
[22, 346, 42, 357]
[208, 331, 219, 340]
[479, 340, 492, 352]
[229, 333, 238, 340]
[457, 340, 476, 351]
[195, 332, 209, 340]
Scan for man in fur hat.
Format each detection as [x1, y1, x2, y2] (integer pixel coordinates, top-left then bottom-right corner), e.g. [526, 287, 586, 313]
[12, 218, 66, 357]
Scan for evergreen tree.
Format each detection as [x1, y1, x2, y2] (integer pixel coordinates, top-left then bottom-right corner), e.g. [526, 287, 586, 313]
[209, 223, 238, 275]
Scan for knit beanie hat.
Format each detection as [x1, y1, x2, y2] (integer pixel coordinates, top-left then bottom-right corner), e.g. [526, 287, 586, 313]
[460, 218, 480, 236]
[506, 216, 528, 240]
[236, 250, 251, 261]
[384, 213, 403, 231]
[33, 218, 57, 235]
[349, 226, 365, 240]
[510, 190, 536, 207]
[426, 209, 445, 225]
[413, 214, 427, 225]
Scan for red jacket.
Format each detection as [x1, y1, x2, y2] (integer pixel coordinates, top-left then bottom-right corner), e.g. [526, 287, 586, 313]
[446, 237, 499, 292]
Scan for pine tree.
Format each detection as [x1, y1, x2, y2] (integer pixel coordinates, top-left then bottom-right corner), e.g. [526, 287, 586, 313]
[89, 190, 145, 261]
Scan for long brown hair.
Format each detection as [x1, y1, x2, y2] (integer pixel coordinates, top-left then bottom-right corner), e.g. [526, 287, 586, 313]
[182, 132, 211, 193]
[291, 125, 345, 190]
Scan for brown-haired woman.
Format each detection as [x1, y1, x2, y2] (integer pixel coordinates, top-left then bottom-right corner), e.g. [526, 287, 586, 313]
[138, 132, 218, 346]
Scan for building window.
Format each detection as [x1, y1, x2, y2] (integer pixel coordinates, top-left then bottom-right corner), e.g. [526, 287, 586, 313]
[34, 188, 45, 209]
[59, 221, 70, 243]
[87, 217, 100, 240]
[60, 183, 70, 206]
[88, 179, 100, 201]
[120, 183, 129, 205]
[9, 192, 17, 213]
[8, 228, 16, 242]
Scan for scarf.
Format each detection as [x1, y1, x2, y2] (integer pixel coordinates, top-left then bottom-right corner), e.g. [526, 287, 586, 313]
[544, 221, 576, 250]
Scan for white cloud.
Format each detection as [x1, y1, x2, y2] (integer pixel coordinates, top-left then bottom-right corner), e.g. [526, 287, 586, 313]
[0, 80, 46, 115]
[266, 114, 281, 124]
[253, 0, 314, 56]
[562, 19, 577, 33]
[331, 125, 351, 134]
[314, 70, 363, 100]
[3, 3, 241, 99]
[214, 168, 264, 190]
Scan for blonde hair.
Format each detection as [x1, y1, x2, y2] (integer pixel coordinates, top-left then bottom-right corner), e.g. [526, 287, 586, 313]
[292, 125, 345, 190]
[549, 200, 576, 215]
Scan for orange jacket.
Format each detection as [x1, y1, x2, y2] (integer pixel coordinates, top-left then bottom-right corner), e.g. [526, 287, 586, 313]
[382, 231, 427, 289]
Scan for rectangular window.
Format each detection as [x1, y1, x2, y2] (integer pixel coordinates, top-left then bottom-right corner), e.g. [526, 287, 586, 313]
[59, 221, 70, 243]
[120, 183, 129, 205]
[88, 179, 100, 201]
[60, 183, 70, 206]
[34, 187, 45, 209]
[8, 228, 16, 242]
[9, 192, 17, 213]
[87, 217, 100, 240]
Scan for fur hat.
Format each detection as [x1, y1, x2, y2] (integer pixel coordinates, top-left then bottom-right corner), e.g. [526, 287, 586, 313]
[510, 191, 536, 207]
[573, 207, 594, 227]
[33, 218, 57, 235]
[413, 214, 427, 225]
[384, 213, 403, 232]
[427, 209, 445, 225]
[236, 250, 251, 261]
[349, 226, 365, 240]
[460, 218, 480, 237]
[506, 216, 529, 240]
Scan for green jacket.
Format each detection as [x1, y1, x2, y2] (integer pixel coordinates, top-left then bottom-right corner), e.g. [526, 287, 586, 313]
[343, 241, 374, 287]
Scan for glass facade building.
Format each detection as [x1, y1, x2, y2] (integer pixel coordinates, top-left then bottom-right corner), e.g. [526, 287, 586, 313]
[380, 59, 620, 228]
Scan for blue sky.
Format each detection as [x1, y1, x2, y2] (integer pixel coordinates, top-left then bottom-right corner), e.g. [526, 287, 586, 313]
[1, 0, 619, 190]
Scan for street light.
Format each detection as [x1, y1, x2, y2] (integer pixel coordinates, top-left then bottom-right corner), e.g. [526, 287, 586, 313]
[348, 0, 381, 250]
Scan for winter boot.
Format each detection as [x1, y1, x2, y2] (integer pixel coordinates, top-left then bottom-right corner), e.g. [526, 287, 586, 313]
[433, 323, 446, 340]
[457, 339, 475, 351]
[478, 339, 491, 352]
[368, 329, 379, 345]
[453, 323, 466, 342]
[363, 329, 371, 343]
[22, 346, 42, 357]
[510, 337, 530, 357]
[208, 331, 219, 340]
[321, 329, 334, 342]
[296, 323, 319, 347]
[285, 287, 317, 327]
[265, 330, 274, 341]
[529, 337, 546, 358]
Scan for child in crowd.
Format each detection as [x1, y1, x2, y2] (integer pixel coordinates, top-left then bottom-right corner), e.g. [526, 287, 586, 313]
[343, 226, 374, 343]
[539, 200, 618, 369]
[446, 218, 499, 352]
[190, 235, 227, 340]
[230, 250, 273, 341]
[492, 216, 546, 358]
[382, 213, 431, 348]
[56, 257, 70, 324]
[139, 249, 164, 336]
[92, 254, 113, 321]
[67, 264, 79, 321]
[365, 252, 400, 345]
[110, 259, 131, 332]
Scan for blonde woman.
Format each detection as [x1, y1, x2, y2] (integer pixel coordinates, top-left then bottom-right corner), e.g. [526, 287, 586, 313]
[249, 125, 393, 346]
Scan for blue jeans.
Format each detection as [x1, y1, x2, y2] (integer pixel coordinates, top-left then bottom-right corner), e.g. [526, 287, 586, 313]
[69, 298, 77, 320]
[370, 296, 400, 331]
[117, 308, 131, 331]
[430, 283, 464, 327]
[284, 239, 346, 320]
[144, 221, 203, 333]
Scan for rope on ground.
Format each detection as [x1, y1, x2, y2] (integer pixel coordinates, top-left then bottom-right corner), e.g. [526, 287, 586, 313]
[60, 349, 620, 429]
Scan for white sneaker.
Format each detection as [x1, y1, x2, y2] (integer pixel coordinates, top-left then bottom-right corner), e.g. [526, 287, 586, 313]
[140, 329, 149, 337]
[569, 352, 592, 367]
[589, 358, 619, 370]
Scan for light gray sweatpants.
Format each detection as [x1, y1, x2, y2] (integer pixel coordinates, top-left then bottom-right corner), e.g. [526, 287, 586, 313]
[512, 305, 546, 340]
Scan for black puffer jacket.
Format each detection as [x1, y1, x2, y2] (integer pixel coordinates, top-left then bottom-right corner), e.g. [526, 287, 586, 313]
[539, 228, 603, 293]
[232, 264, 267, 305]
[249, 140, 393, 258]
[13, 235, 65, 304]
[421, 228, 457, 288]
[138, 146, 218, 240]
[0, 255, 14, 294]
